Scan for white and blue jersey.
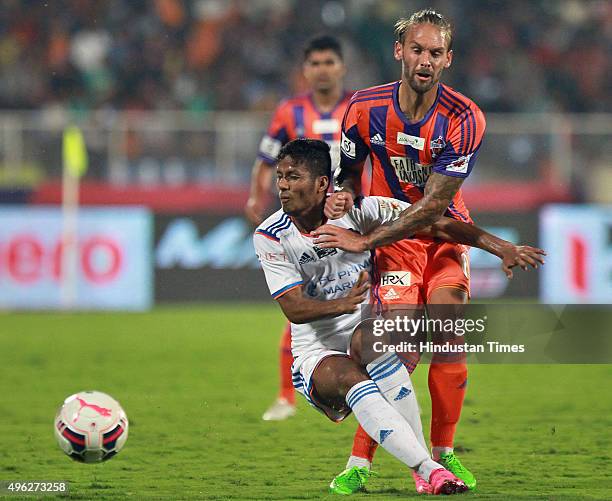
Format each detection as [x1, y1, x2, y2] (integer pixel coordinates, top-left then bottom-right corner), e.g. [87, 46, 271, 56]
[254, 196, 411, 420]
[253, 196, 410, 359]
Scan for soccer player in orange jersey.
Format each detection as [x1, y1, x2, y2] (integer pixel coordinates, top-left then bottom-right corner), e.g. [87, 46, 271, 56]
[319, 9, 486, 493]
[245, 36, 353, 421]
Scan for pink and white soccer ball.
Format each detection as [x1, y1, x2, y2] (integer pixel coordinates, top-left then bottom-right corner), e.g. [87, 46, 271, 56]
[54, 391, 128, 463]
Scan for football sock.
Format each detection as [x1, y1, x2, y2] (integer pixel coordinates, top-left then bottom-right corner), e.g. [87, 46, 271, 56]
[278, 323, 295, 405]
[428, 360, 467, 448]
[367, 354, 428, 450]
[346, 380, 439, 477]
[348, 352, 421, 463]
[432, 446, 454, 460]
[345, 455, 371, 470]
[349, 425, 378, 463]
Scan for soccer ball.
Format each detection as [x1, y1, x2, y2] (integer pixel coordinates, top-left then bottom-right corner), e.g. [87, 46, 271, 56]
[54, 391, 128, 463]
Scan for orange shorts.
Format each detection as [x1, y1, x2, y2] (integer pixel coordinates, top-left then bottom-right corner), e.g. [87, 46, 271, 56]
[371, 238, 470, 306]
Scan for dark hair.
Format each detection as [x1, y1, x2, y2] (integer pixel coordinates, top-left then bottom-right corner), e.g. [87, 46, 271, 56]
[395, 9, 453, 50]
[278, 139, 332, 180]
[303, 35, 343, 61]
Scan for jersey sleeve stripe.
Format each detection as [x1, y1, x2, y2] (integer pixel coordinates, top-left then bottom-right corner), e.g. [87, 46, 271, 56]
[468, 108, 477, 152]
[264, 214, 290, 233]
[456, 107, 478, 154]
[437, 97, 458, 117]
[355, 87, 396, 98]
[353, 95, 393, 104]
[441, 86, 471, 109]
[342, 94, 394, 123]
[354, 83, 396, 96]
[271, 281, 303, 299]
[268, 217, 292, 235]
[439, 93, 468, 117]
[255, 230, 281, 242]
[465, 109, 474, 154]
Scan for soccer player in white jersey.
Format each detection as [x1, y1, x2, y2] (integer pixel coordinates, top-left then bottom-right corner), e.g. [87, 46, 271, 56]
[253, 138, 544, 495]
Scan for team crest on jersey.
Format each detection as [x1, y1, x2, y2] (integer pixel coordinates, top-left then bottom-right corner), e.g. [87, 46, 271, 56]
[313, 246, 338, 259]
[430, 136, 446, 158]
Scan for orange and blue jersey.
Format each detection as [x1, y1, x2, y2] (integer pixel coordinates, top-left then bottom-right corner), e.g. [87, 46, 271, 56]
[258, 91, 354, 170]
[339, 81, 486, 223]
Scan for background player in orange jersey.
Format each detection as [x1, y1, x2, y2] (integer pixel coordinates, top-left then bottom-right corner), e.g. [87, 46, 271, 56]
[321, 9, 489, 494]
[245, 35, 353, 421]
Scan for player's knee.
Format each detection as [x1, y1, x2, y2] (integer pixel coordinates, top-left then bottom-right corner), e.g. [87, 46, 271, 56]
[337, 368, 369, 396]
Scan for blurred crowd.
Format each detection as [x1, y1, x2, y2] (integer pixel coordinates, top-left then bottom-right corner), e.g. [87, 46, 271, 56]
[0, 0, 610, 114]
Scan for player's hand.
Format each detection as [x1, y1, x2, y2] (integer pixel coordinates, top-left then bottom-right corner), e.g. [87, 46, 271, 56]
[244, 196, 266, 226]
[338, 271, 370, 313]
[324, 192, 354, 219]
[312, 225, 370, 253]
[500, 244, 546, 279]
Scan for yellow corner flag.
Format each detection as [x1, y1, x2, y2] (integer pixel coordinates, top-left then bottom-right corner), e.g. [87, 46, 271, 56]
[62, 125, 88, 178]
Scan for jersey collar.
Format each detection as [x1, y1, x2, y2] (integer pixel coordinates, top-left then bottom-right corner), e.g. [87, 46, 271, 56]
[392, 81, 442, 128]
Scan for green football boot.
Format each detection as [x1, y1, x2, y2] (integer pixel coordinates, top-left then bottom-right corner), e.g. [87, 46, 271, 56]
[329, 466, 372, 495]
[438, 451, 477, 490]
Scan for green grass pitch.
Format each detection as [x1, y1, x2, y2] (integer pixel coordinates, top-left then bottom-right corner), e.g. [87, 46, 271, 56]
[1, 305, 610, 499]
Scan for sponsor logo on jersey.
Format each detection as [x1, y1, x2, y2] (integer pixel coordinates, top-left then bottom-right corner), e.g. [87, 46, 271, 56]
[341, 132, 356, 159]
[370, 133, 385, 146]
[445, 153, 473, 174]
[312, 118, 340, 135]
[430, 135, 446, 158]
[380, 271, 411, 287]
[313, 246, 338, 259]
[381, 287, 401, 300]
[397, 132, 425, 150]
[390, 156, 432, 186]
[259, 135, 282, 159]
[299, 252, 316, 265]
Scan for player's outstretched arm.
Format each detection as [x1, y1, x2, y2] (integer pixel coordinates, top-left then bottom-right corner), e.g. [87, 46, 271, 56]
[361, 172, 463, 248]
[311, 213, 545, 279]
[423, 218, 546, 278]
[245, 159, 273, 225]
[277, 272, 369, 324]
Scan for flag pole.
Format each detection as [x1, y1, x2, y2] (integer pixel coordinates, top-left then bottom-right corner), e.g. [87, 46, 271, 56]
[60, 126, 88, 309]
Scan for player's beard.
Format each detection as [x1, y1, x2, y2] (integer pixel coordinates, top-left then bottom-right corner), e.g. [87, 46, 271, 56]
[405, 66, 439, 94]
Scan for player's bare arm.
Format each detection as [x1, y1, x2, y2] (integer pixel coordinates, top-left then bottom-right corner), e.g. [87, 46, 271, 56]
[324, 160, 365, 219]
[276, 271, 369, 324]
[423, 218, 547, 279]
[245, 159, 274, 225]
[312, 214, 545, 278]
[364, 172, 464, 248]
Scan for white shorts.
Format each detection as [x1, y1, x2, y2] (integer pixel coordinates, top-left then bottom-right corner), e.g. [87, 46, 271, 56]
[291, 349, 352, 422]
